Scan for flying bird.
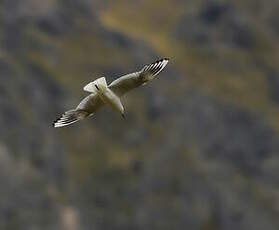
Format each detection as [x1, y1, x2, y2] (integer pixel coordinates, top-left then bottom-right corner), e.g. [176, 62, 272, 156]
[53, 58, 169, 128]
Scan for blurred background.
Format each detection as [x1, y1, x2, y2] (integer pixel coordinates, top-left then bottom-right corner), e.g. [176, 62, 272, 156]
[1, 0, 279, 229]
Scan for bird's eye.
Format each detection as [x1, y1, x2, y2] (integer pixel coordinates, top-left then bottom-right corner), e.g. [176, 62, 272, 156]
[95, 85, 100, 90]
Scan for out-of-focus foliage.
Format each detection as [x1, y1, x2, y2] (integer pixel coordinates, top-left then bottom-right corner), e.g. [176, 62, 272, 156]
[1, 0, 279, 229]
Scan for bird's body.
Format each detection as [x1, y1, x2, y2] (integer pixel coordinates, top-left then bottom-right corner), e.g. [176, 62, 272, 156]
[95, 80, 124, 115]
[53, 58, 169, 128]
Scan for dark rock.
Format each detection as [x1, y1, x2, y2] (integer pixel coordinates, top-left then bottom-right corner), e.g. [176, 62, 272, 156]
[200, 1, 230, 24]
[175, 2, 256, 50]
[226, 17, 256, 49]
[266, 69, 279, 104]
[36, 17, 65, 36]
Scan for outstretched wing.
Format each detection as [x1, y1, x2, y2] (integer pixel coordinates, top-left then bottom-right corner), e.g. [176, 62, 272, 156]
[53, 93, 104, 128]
[76, 93, 105, 113]
[109, 58, 169, 96]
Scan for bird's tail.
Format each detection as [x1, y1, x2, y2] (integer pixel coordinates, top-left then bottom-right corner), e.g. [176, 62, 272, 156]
[53, 109, 88, 128]
[83, 77, 107, 93]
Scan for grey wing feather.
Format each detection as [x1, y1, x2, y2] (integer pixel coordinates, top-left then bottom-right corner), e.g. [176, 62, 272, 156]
[108, 72, 142, 96]
[76, 93, 104, 114]
[109, 58, 169, 96]
[53, 93, 104, 128]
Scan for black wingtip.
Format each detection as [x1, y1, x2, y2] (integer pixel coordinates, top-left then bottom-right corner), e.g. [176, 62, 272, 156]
[159, 57, 169, 62]
[52, 117, 59, 127]
[152, 58, 169, 66]
[52, 113, 64, 127]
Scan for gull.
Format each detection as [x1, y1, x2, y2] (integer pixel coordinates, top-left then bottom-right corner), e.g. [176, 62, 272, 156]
[53, 58, 169, 128]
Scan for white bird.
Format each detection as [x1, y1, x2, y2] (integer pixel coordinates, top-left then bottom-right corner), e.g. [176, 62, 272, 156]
[53, 58, 169, 128]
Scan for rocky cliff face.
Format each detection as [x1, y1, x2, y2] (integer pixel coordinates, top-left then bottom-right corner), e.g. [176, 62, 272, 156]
[1, 0, 279, 229]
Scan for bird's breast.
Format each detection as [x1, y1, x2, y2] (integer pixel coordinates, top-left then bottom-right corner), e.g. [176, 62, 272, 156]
[98, 88, 124, 113]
